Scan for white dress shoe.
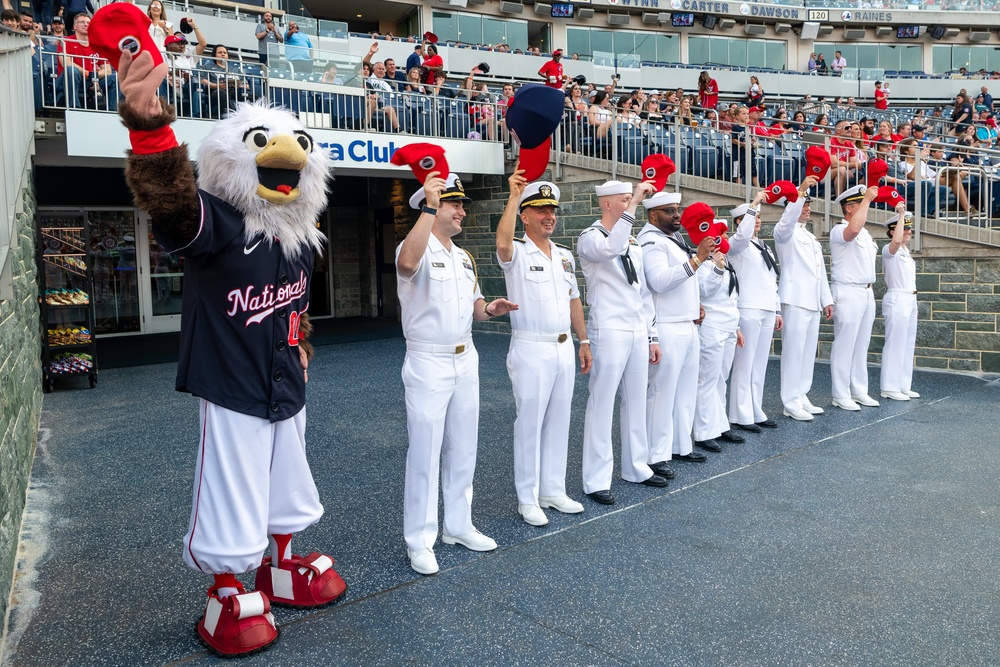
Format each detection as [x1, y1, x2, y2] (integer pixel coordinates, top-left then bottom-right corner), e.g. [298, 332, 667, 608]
[408, 548, 439, 575]
[880, 391, 910, 401]
[518, 504, 549, 527]
[800, 397, 824, 415]
[442, 529, 498, 552]
[832, 397, 861, 411]
[852, 394, 881, 407]
[903, 390, 920, 398]
[783, 408, 814, 421]
[538, 495, 585, 514]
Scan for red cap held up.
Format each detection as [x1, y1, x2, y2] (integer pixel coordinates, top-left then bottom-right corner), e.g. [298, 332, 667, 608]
[805, 146, 832, 181]
[640, 154, 677, 192]
[88, 3, 164, 71]
[390, 143, 450, 185]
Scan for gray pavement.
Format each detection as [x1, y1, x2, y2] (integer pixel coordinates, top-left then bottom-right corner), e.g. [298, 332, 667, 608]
[4, 332, 1000, 666]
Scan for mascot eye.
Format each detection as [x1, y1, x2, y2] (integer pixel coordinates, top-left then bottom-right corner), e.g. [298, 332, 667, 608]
[244, 129, 269, 153]
[295, 132, 313, 153]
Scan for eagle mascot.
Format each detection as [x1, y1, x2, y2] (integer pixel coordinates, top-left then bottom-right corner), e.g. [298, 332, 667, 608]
[89, 4, 345, 657]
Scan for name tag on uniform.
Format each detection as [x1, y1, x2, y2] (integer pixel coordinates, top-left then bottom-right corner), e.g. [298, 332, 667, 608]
[562, 258, 573, 272]
[432, 262, 445, 268]
[530, 266, 545, 272]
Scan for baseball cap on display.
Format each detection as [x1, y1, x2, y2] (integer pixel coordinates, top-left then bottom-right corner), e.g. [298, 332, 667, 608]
[762, 180, 798, 205]
[392, 142, 450, 186]
[87, 3, 164, 70]
[640, 154, 676, 192]
[505, 84, 566, 181]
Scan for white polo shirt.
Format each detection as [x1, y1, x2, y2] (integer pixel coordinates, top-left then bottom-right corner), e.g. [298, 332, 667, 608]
[882, 244, 916, 292]
[830, 221, 877, 285]
[396, 234, 483, 345]
[498, 236, 579, 334]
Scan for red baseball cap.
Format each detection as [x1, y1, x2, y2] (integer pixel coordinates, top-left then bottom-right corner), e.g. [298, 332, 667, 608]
[681, 202, 715, 240]
[552, 49, 563, 56]
[88, 3, 164, 71]
[164, 35, 186, 47]
[873, 185, 904, 205]
[640, 154, 676, 192]
[391, 143, 450, 187]
[866, 158, 889, 187]
[805, 146, 832, 181]
[763, 180, 798, 205]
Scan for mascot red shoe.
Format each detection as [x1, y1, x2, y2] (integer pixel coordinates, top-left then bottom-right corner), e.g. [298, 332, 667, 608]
[88, 4, 346, 657]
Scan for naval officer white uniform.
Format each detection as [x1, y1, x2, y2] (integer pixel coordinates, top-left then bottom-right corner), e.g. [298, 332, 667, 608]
[579, 180, 666, 505]
[496, 174, 591, 527]
[879, 211, 920, 401]
[829, 184, 883, 411]
[773, 179, 833, 420]
[639, 191, 716, 474]
[396, 171, 517, 575]
[727, 193, 782, 431]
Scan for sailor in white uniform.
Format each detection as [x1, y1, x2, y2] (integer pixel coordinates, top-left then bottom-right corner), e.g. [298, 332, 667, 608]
[496, 172, 591, 527]
[879, 211, 920, 401]
[829, 184, 895, 411]
[639, 191, 717, 476]
[578, 180, 666, 506]
[727, 191, 782, 432]
[396, 171, 518, 575]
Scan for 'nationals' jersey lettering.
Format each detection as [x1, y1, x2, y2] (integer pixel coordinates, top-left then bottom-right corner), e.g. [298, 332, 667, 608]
[227, 270, 308, 325]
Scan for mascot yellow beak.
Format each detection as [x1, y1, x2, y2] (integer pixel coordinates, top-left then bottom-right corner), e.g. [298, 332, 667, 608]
[255, 134, 309, 204]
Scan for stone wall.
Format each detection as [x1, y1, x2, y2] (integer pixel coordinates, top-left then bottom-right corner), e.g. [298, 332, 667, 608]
[0, 173, 42, 625]
[458, 173, 1000, 374]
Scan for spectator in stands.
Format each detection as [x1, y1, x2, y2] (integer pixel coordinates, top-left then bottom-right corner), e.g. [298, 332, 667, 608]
[587, 90, 614, 141]
[200, 44, 250, 117]
[832, 50, 847, 76]
[789, 110, 807, 133]
[717, 104, 736, 133]
[254, 11, 282, 65]
[981, 86, 993, 111]
[950, 93, 974, 136]
[875, 120, 899, 144]
[861, 117, 876, 140]
[405, 43, 421, 75]
[363, 67, 402, 133]
[42, 15, 63, 46]
[3, 8, 21, 28]
[975, 94, 989, 113]
[571, 53, 579, 60]
[19, 10, 33, 32]
[675, 95, 695, 126]
[321, 63, 344, 85]
[563, 83, 588, 152]
[34, 0, 53, 35]
[62, 0, 92, 34]
[898, 138, 973, 214]
[639, 97, 664, 127]
[926, 107, 946, 137]
[538, 48, 566, 89]
[697, 70, 719, 110]
[812, 113, 830, 134]
[896, 123, 912, 141]
[384, 58, 407, 89]
[769, 108, 790, 134]
[615, 97, 641, 130]
[58, 13, 117, 110]
[911, 124, 928, 146]
[847, 95, 855, 107]
[874, 81, 888, 110]
[146, 1, 171, 49]
[284, 20, 314, 75]
[815, 53, 828, 76]
[404, 66, 426, 93]
[163, 34, 202, 118]
[850, 122, 870, 166]
[430, 71, 454, 99]
[871, 140, 908, 188]
[807, 53, 818, 74]
[731, 105, 759, 187]
[421, 40, 443, 85]
[746, 75, 763, 108]
[468, 82, 497, 140]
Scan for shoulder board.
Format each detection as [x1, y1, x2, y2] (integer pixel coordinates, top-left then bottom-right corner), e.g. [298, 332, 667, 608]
[514, 237, 527, 244]
[554, 242, 571, 251]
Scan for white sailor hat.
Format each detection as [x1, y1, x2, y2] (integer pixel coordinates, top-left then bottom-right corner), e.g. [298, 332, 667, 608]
[730, 203, 750, 219]
[408, 173, 472, 210]
[642, 191, 681, 210]
[519, 181, 560, 209]
[834, 184, 867, 206]
[886, 211, 914, 228]
[595, 180, 633, 196]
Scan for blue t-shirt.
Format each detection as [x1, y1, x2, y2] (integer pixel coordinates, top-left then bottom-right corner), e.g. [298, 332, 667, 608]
[285, 31, 313, 62]
[154, 191, 314, 422]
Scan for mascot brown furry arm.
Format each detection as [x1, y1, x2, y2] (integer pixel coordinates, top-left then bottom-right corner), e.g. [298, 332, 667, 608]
[97, 3, 342, 655]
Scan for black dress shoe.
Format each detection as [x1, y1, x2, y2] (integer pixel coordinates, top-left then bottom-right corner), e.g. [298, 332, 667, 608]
[718, 430, 745, 443]
[675, 451, 708, 463]
[734, 422, 762, 433]
[640, 474, 669, 488]
[650, 461, 676, 479]
[756, 419, 779, 429]
[586, 490, 616, 505]
[695, 439, 722, 452]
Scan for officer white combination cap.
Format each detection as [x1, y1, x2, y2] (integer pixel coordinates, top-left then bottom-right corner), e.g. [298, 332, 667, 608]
[519, 181, 561, 209]
[595, 180, 633, 196]
[834, 184, 867, 207]
[730, 203, 750, 218]
[886, 211, 914, 228]
[642, 191, 681, 210]
[408, 173, 472, 210]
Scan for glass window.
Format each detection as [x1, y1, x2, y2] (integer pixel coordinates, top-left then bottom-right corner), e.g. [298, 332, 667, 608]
[747, 41, 767, 70]
[932, 45, 951, 74]
[969, 47, 989, 72]
[857, 44, 878, 69]
[765, 41, 785, 70]
[951, 46, 971, 71]
[899, 45, 922, 72]
[483, 18, 506, 48]
[591, 29, 613, 64]
[567, 27, 590, 59]
[506, 20, 527, 51]
[988, 48, 1000, 73]
[457, 13, 482, 46]
[655, 34, 679, 63]
[431, 11, 527, 50]
[432, 12, 458, 43]
[612, 31, 635, 63]
[635, 32, 657, 63]
[709, 38, 730, 65]
[689, 36, 710, 66]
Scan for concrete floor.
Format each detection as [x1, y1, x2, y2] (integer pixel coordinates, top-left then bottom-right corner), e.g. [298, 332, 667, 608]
[3, 332, 999, 666]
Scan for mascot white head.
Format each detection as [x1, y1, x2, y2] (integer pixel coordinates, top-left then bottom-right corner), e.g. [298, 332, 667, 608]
[197, 100, 330, 260]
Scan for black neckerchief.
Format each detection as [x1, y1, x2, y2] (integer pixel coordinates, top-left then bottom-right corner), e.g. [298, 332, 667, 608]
[751, 238, 780, 277]
[666, 231, 694, 256]
[593, 225, 637, 285]
[725, 260, 740, 295]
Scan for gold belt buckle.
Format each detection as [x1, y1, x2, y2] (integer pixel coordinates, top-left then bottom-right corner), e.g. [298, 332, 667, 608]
[454, 344, 465, 354]
[557, 333, 568, 343]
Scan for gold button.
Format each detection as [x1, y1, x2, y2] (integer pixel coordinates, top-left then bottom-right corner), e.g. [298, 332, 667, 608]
[455, 344, 465, 354]
[558, 333, 568, 343]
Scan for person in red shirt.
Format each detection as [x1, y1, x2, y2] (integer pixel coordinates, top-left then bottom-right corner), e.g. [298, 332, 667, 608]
[749, 106, 782, 138]
[421, 42, 443, 85]
[538, 49, 566, 89]
[697, 71, 719, 110]
[57, 14, 118, 110]
[874, 81, 889, 110]
[829, 120, 862, 195]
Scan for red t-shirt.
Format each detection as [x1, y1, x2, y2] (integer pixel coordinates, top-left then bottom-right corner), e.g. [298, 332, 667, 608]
[829, 137, 857, 162]
[58, 37, 104, 75]
[874, 88, 888, 110]
[422, 53, 443, 85]
[699, 79, 719, 110]
[538, 59, 564, 88]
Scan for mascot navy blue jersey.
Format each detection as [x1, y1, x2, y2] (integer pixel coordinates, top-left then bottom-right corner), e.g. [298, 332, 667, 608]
[155, 190, 313, 422]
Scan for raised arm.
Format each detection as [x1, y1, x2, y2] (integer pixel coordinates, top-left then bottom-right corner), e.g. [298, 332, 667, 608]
[396, 171, 443, 278]
[886, 202, 908, 256]
[842, 185, 878, 242]
[729, 190, 768, 256]
[496, 168, 527, 264]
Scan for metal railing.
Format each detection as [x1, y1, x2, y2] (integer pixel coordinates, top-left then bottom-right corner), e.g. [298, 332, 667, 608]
[1, 28, 36, 300]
